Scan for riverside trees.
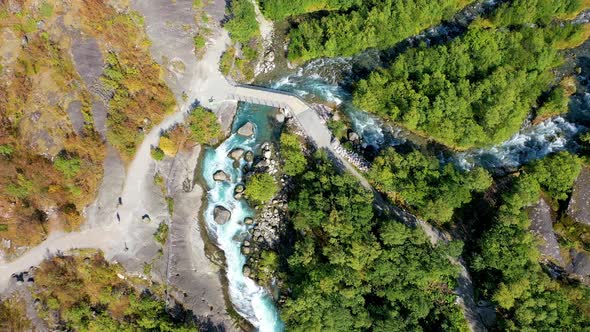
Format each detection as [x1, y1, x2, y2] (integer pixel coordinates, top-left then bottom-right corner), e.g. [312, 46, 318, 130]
[285, 0, 469, 62]
[280, 152, 468, 331]
[352, 0, 587, 149]
[471, 151, 589, 330]
[369, 148, 491, 224]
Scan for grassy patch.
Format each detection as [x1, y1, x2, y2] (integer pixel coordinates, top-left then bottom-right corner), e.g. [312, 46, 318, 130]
[153, 222, 169, 245]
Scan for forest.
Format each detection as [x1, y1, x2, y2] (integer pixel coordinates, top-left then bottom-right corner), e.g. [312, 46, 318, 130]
[353, 22, 582, 148]
[277, 151, 468, 331]
[369, 148, 491, 224]
[470, 151, 590, 329]
[285, 0, 470, 62]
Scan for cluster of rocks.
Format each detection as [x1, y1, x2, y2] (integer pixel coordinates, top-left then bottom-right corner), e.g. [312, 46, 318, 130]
[331, 139, 371, 171]
[252, 142, 280, 176]
[255, 47, 276, 77]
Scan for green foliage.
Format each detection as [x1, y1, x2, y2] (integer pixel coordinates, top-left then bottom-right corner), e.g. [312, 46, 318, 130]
[369, 148, 492, 223]
[33, 252, 197, 331]
[154, 222, 169, 245]
[186, 106, 222, 144]
[166, 197, 174, 215]
[219, 47, 235, 76]
[39, 2, 54, 18]
[472, 153, 590, 330]
[536, 87, 570, 118]
[225, 0, 259, 43]
[354, 25, 570, 148]
[281, 152, 466, 330]
[259, 0, 361, 20]
[0, 224, 7, 232]
[151, 147, 165, 161]
[54, 155, 81, 178]
[528, 151, 582, 200]
[287, 0, 467, 62]
[193, 34, 206, 51]
[256, 250, 279, 284]
[492, 0, 584, 26]
[0, 144, 13, 157]
[279, 132, 307, 176]
[5, 174, 34, 199]
[245, 173, 278, 203]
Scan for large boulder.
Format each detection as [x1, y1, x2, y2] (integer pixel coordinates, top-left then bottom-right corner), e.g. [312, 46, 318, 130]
[567, 167, 590, 226]
[348, 131, 360, 142]
[213, 170, 230, 182]
[237, 122, 254, 137]
[213, 206, 231, 225]
[529, 198, 564, 266]
[229, 148, 245, 161]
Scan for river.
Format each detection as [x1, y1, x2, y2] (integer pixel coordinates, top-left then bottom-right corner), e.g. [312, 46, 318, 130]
[201, 103, 284, 331]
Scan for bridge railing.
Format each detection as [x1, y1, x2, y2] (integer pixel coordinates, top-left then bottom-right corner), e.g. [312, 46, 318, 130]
[233, 83, 315, 109]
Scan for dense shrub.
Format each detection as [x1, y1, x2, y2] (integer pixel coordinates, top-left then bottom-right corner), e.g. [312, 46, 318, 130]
[279, 132, 307, 176]
[369, 148, 492, 223]
[245, 173, 278, 203]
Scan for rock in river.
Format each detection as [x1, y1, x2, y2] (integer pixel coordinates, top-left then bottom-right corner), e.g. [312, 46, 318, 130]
[214, 206, 231, 225]
[213, 170, 230, 182]
[229, 148, 245, 161]
[237, 122, 254, 137]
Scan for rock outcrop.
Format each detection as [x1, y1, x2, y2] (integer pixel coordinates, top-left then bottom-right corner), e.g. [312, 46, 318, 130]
[567, 166, 590, 226]
[213, 170, 230, 182]
[213, 206, 231, 225]
[529, 198, 564, 266]
[237, 122, 254, 137]
[229, 148, 245, 161]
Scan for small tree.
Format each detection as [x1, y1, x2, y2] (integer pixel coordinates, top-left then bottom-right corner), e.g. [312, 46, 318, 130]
[245, 173, 278, 203]
[150, 147, 165, 161]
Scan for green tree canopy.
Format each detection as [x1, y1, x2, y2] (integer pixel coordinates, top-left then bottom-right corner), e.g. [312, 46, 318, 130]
[245, 173, 278, 203]
[369, 148, 491, 223]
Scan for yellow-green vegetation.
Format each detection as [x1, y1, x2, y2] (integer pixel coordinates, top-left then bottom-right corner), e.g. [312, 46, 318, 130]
[186, 106, 223, 144]
[354, 21, 586, 149]
[31, 251, 197, 330]
[285, 0, 470, 62]
[158, 136, 178, 156]
[259, 0, 360, 20]
[222, 0, 261, 81]
[535, 81, 574, 121]
[220, 46, 236, 76]
[151, 146, 166, 161]
[153, 172, 174, 215]
[0, 295, 31, 331]
[245, 173, 278, 203]
[279, 152, 469, 330]
[0, 0, 106, 255]
[154, 222, 170, 245]
[101, 49, 175, 161]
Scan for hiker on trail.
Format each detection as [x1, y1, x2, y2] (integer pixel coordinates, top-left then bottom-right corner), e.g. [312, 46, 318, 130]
[116, 212, 120, 222]
[118, 197, 122, 205]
